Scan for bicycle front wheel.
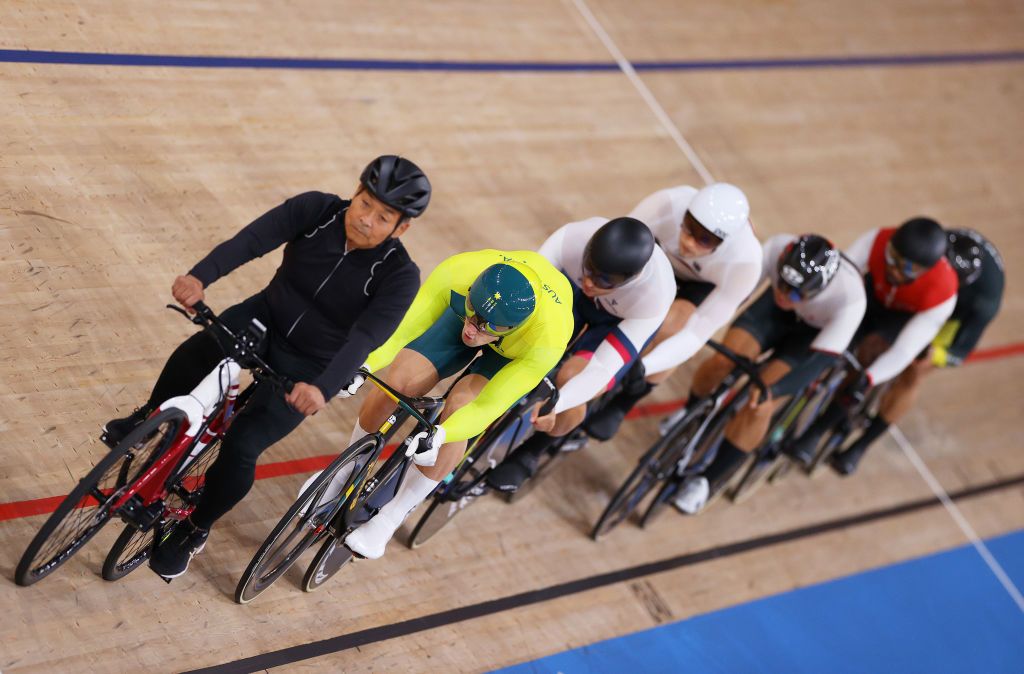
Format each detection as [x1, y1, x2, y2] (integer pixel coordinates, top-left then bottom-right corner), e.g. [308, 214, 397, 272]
[591, 409, 704, 541]
[234, 437, 375, 604]
[15, 408, 187, 586]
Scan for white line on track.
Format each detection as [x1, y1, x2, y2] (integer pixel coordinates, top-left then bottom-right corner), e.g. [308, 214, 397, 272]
[569, 0, 714, 185]
[571, 0, 1024, 613]
[889, 426, 1024, 612]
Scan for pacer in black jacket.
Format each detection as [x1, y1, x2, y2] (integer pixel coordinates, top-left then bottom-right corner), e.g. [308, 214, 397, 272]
[104, 155, 431, 579]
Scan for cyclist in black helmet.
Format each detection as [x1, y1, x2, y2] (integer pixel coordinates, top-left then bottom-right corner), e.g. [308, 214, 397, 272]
[671, 234, 867, 514]
[825, 228, 1003, 474]
[787, 217, 959, 475]
[102, 154, 430, 579]
[487, 216, 677, 492]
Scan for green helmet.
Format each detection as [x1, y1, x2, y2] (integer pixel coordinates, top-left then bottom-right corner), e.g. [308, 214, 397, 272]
[467, 264, 536, 332]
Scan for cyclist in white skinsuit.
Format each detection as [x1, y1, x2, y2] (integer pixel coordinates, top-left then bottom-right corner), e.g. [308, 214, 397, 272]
[673, 233, 867, 513]
[487, 216, 676, 492]
[585, 183, 763, 440]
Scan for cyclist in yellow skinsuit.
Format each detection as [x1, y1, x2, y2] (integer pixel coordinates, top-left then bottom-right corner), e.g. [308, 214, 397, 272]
[340, 248, 574, 559]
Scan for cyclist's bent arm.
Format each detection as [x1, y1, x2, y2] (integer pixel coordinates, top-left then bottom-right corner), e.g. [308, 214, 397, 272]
[189, 191, 334, 287]
[844, 229, 878, 273]
[365, 254, 467, 373]
[313, 265, 420, 399]
[554, 316, 662, 414]
[642, 263, 761, 376]
[440, 350, 562, 442]
[628, 187, 689, 233]
[867, 295, 956, 385]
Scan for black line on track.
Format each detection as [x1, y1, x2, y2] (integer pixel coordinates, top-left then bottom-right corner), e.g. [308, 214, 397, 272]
[183, 473, 1024, 674]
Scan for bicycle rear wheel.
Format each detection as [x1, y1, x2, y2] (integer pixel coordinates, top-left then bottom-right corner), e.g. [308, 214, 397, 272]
[15, 408, 187, 586]
[101, 439, 221, 581]
[234, 437, 375, 604]
[407, 419, 515, 549]
[301, 536, 354, 592]
[638, 403, 732, 528]
[592, 409, 704, 540]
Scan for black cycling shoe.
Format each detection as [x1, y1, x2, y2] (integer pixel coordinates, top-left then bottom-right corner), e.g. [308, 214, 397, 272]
[831, 445, 866, 476]
[583, 404, 629, 441]
[149, 520, 209, 579]
[486, 448, 543, 493]
[101, 404, 155, 448]
[784, 428, 823, 467]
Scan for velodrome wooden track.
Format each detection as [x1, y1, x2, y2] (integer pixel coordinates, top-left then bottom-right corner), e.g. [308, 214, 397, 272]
[2, 1, 1023, 671]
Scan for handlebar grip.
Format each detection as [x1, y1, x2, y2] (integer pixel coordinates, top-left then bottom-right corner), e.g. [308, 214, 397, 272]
[538, 391, 559, 416]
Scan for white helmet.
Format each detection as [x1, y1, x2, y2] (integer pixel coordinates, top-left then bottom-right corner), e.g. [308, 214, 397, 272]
[687, 183, 750, 240]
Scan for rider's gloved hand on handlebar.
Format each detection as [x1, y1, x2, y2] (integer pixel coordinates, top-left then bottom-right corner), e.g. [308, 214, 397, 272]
[335, 367, 368, 399]
[407, 426, 446, 467]
[286, 382, 327, 416]
[172, 274, 205, 309]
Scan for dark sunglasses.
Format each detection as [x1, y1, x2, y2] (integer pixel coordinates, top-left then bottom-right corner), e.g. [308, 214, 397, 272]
[774, 279, 819, 304]
[461, 295, 517, 336]
[582, 250, 633, 290]
[683, 211, 724, 250]
[884, 243, 927, 281]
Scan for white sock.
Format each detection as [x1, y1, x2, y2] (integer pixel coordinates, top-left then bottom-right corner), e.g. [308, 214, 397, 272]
[349, 420, 371, 446]
[378, 468, 439, 522]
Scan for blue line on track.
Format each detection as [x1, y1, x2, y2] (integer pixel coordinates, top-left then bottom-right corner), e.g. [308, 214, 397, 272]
[2, 48, 1023, 72]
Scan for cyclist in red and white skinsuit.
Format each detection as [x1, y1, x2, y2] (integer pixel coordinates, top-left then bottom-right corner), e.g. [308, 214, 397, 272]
[584, 183, 763, 440]
[787, 217, 959, 473]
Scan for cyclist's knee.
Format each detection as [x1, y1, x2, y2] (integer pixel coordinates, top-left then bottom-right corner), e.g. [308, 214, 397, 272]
[441, 375, 487, 421]
[694, 352, 733, 390]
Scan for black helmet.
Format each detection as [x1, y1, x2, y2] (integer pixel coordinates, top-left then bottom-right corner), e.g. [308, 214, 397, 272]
[775, 234, 840, 301]
[582, 217, 655, 289]
[946, 229, 984, 286]
[891, 217, 946, 268]
[359, 155, 431, 218]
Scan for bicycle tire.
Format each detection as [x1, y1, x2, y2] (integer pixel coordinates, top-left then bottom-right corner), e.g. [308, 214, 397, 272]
[592, 409, 704, 540]
[301, 536, 355, 592]
[407, 412, 524, 549]
[406, 473, 475, 548]
[101, 525, 156, 581]
[235, 437, 375, 604]
[15, 408, 187, 586]
[101, 439, 220, 581]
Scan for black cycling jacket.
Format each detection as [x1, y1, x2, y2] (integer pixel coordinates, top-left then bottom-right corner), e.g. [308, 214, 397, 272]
[188, 191, 420, 398]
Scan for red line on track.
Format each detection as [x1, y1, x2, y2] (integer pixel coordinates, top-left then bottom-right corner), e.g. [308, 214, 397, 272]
[1, 341, 1020, 522]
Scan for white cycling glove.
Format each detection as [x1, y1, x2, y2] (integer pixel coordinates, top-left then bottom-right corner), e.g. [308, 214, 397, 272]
[335, 365, 368, 399]
[406, 426, 446, 467]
